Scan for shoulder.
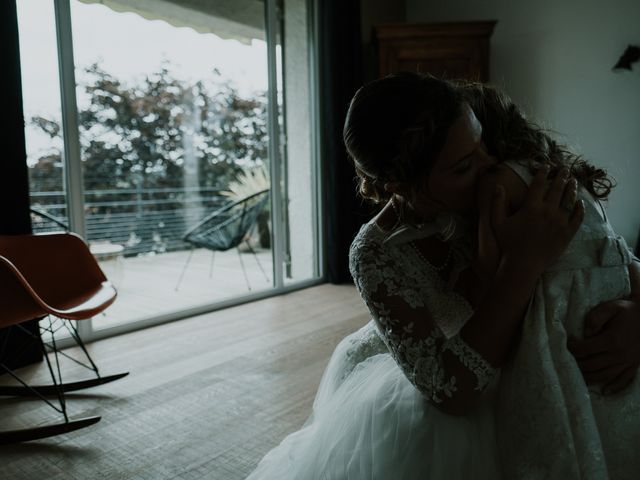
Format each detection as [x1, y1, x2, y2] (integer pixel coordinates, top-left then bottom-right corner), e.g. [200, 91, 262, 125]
[349, 223, 387, 273]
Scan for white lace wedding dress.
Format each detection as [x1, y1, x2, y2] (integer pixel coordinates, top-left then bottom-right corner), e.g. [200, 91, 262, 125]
[246, 209, 502, 479]
[246, 159, 640, 480]
[496, 161, 640, 480]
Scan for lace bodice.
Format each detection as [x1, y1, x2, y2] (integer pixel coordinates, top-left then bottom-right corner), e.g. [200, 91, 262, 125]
[349, 221, 497, 405]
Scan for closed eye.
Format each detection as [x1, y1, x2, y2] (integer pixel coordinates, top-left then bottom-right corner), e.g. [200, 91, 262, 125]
[453, 141, 489, 174]
[453, 155, 473, 174]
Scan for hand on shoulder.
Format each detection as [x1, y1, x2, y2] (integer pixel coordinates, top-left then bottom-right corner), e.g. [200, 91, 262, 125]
[479, 164, 584, 275]
[474, 162, 529, 283]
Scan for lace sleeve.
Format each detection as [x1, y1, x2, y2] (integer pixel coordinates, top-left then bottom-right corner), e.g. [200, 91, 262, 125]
[349, 235, 497, 406]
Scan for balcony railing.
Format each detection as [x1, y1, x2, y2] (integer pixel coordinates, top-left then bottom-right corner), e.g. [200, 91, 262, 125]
[30, 187, 230, 256]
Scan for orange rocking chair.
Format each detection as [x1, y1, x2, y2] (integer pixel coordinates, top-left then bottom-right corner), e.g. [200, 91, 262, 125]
[0, 232, 128, 444]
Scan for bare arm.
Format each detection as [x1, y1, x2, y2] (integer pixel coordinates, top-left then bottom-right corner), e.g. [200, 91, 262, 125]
[457, 163, 529, 305]
[569, 259, 640, 394]
[452, 166, 584, 413]
[468, 164, 639, 396]
[354, 238, 543, 417]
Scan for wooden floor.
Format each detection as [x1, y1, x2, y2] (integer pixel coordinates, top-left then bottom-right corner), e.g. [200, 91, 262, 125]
[0, 284, 370, 480]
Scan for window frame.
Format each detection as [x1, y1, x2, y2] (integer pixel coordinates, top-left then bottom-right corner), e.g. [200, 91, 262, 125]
[43, 0, 324, 346]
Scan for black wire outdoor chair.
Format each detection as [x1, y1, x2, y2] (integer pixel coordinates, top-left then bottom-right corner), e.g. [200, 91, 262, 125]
[175, 189, 271, 291]
[30, 207, 69, 232]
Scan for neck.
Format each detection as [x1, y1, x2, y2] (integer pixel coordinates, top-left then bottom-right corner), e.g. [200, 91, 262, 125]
[392, 195, 439, 225]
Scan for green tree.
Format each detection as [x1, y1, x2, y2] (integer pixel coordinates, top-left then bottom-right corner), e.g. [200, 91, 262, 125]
[29, 63, 269, 209]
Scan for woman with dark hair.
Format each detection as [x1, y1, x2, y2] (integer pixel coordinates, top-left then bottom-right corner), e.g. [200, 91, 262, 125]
[246, 73, 640, 479]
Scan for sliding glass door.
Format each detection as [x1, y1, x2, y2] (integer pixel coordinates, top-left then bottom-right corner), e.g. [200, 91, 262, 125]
[17, 0, 321, 341]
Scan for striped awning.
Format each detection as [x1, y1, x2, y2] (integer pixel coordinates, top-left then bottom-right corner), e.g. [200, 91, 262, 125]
[79, 0, 265, 44]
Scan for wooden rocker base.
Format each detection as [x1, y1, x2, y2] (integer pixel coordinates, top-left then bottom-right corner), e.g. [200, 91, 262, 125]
[0, 415, 101, 445]
[0, 372, 129, 397]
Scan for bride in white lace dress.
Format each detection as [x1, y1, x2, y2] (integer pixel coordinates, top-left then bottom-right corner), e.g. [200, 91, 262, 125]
[245, 73, 640, 479]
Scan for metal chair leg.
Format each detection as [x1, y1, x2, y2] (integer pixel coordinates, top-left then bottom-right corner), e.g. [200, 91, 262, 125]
[0, 316, 103, 444]
[209, 251, 216, 278]
[44, 316, 67, 422]
[0, 416, 101, 445]
[175, 247, 195, 291]
[243, 239, 271, 283]
[236, 246, 252, 291]
[0, 319, 129, 397]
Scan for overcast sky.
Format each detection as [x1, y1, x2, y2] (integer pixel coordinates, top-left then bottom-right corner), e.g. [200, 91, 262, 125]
[17, 0, 269, 160]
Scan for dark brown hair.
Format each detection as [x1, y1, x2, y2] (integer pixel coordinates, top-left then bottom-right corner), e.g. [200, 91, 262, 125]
[344, 72, 614, 205]
[343, 73, 464, 205]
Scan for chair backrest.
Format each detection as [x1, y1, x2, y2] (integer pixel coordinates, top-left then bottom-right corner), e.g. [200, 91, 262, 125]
[0, 233, 109, 322]
[184, 189, 269, 251]
[0, 258, 46, 328]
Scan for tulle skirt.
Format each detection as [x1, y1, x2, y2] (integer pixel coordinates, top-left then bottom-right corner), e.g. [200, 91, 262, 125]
[246, 321, 502, 480]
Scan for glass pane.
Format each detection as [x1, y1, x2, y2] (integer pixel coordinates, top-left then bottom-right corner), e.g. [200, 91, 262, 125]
[17, 0, 74, 342]
[68, 0, 274, 328]
[17, 0, 69, 233]
[282, 0, 317, 284]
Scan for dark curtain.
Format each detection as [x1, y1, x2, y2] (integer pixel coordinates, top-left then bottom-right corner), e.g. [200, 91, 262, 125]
[0, 0, 42, 369]
[319, 0, 372, 284]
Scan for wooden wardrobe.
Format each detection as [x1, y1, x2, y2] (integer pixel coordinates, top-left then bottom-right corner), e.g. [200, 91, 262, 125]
[374, 21, 497, 82]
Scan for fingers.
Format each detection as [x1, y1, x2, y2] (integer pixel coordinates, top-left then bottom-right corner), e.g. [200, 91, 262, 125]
[574, 352, 622, 373]
[570, 332, 638, 389]
[560, 178, 579, 211]
[525, 165, 549, 203]
[544, 168, 570, 206]
[567, 334, 611, 358]
[603, 367, 637, 395]
[584, 301, 621, 337]
[568, 199, 585, 232]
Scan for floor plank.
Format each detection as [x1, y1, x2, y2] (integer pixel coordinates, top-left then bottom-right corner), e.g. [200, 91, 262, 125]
[0, 284, 370, 480]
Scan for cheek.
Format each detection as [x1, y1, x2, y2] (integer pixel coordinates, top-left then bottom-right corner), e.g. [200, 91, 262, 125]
[427, 169, 484, 212]
[448, 176, 475, 197]
[436, 176, 479, 211]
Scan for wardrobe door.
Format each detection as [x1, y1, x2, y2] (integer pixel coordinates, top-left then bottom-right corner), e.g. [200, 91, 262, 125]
[374, 21, 496, 81]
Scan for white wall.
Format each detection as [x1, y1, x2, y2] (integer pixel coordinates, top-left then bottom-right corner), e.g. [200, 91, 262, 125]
[406, 0, 640, 248]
